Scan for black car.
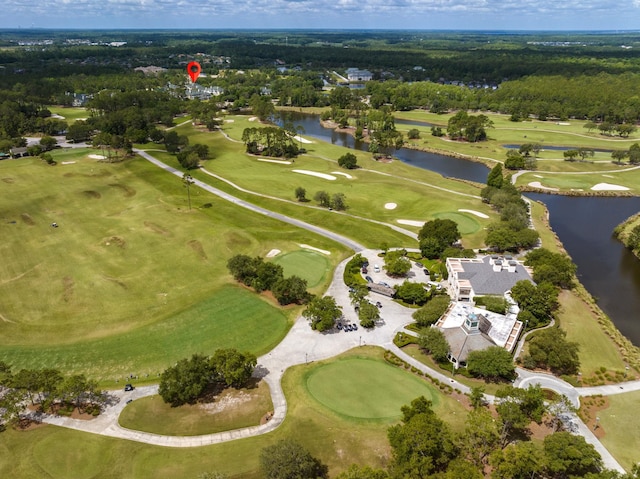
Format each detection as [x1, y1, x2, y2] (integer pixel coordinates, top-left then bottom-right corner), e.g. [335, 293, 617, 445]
[376, 301, 382, 308]
[345, 324, 352, 332]
[352, 324, 358, 331]
[337, 322, 343, 330]
[365, 275, 373, 283]
[423, 268, 430, 275]
[124, 384, 134, 392]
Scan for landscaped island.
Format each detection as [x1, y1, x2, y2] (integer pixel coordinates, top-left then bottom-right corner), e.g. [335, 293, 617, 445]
[614, 213, 640, 259]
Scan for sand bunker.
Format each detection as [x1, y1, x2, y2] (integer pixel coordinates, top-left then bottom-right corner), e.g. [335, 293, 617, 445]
[292, 170, 336, 181]
[88, 154, 106, 160]
[591, 183, 630, 191]
[61, 161, 76, 165]
[556, 122, 571, 126]
[331, 171, 353, 179]
[397, 219, 426, 227]
[257, 158, 292, 165]
[248, 117, 258, 122]
[602, 174, 614, 178]
[299, 244, 331, 255]
[266, 249, 281, 258]
[533, 174, 543, 178]
[224, 119, 234, 123]
[50, 113, 65, 119]
[293, 135, 312, 144]
[384, 203, 397, 210]
[528, 181, 559, 191]
[458, 209, 490, 219]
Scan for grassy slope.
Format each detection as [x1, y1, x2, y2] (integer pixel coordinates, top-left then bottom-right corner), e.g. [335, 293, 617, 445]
[0, 347, 468, 479]
[597, 390, 640, 471]
[0, 150, 349, 380]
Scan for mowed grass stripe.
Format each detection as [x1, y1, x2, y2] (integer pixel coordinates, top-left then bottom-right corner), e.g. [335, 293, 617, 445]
[305, 357, 439, 420]
[0, 286, 288, 383]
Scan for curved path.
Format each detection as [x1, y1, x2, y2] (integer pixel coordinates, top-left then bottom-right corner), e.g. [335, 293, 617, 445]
[39, 151, 630, 472]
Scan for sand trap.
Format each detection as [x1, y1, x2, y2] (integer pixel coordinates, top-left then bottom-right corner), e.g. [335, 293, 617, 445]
[556, 122, 571, 126]
[77, 118, 87, 121]
[292, 170, 336, 181]
[397, 219, 426, 227]
[266, 249, 281, 258]
[224, 119, 235, 123]
[50, 113, 65, 119]
[602, 174, 614, 178]
[257, 158, 292, 165]
[458, 209, 490, 219]
[591, 183, 630, 191]
[61, 161, 76, 165]
[293, 135, 312, 144]
[528, 181, 559, 191]
[88, 154, 106, 160]
[248, 116, 257, 122]
[384, 202, 397, 210]
[299, 244, 331, 255]
[533, 174, 543, 178]
[331, 171, 353, 179]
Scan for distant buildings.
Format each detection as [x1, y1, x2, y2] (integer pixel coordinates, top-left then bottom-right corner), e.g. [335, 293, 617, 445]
[346, 68, 373, 82]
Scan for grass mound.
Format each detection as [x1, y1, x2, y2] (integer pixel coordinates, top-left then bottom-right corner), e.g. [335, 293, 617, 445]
[304, 356, 438, 420]
[271, 250, 331, 288]
[118, 380, 273, 436]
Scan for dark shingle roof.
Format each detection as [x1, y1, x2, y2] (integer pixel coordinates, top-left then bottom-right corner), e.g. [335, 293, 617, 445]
[458, 257, 532, 295]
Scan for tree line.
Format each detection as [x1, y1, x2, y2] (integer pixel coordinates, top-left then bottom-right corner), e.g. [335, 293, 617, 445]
[0, 361, 105, 429]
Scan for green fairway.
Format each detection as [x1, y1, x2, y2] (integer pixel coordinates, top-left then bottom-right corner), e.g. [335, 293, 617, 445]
[0, 285, 289, 383]
[271, 250, 331, 288]
[118, 380, 273, 436]
[305, 356, 440, 420]
[0, 151, 349, 380]
[48, 106, 89, 123]
[433, 211, 481, 235]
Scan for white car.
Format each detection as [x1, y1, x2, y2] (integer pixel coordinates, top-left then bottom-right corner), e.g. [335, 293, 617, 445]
[373, 264, 381, 273]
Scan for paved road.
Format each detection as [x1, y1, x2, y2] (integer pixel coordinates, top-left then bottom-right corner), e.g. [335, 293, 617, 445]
[134, 149, 366, 253]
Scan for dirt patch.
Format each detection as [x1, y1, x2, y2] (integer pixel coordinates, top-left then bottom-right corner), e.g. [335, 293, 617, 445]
[62, 276, 74, 302]
[199, 391, 253, 415]
[144, 221, 171, 236]
[20, 213, 35, 225]
[103, 236, 126, 248]
[260, 411, 274, 425]
[82, 190, 101, 199]
[188, 239, 208, 260]
[109, 183, 136, 197]
[1, 177, 15, 184]
[103, 275, 128, 290]
[579, 395, 610, 439]
[225, 231, 251, 250]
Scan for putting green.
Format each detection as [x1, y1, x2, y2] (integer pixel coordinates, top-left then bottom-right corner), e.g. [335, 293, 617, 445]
[271, 250, 331, 288]
[305, 357, 439, 420]
[433, 212, 481, 235]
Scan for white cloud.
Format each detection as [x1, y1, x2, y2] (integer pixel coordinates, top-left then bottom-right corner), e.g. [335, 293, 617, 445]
[1, 0, 639, 28]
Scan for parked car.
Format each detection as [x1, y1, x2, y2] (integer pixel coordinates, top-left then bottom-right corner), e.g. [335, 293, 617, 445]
[365, 275, 373, 283]
[352, 323, 358, 331]
[378, 281, 391, 288]
[373, 264, 381, 273]
[415, 261, 423, 267]
[361, 267, 368, 274]
[337, 322, 343, 330]
[423, 268, 430, 275]
[124, 384, 134, 392]
[375, 301, 382, 308]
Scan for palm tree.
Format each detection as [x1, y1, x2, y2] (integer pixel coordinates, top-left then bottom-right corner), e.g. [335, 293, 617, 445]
[182, 173, 194, 210]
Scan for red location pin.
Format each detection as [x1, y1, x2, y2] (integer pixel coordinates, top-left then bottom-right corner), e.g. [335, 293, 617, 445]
[187, 61, 201, 83]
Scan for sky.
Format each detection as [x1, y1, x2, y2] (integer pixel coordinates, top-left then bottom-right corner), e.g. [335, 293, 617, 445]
[2, 0, 640, 31]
